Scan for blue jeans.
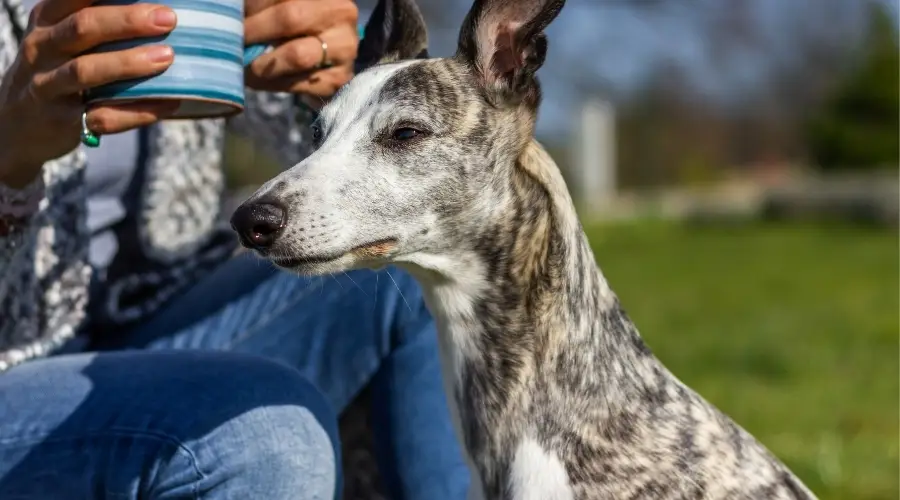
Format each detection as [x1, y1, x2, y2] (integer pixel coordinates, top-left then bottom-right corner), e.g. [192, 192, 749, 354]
[0, 255, 469, 499]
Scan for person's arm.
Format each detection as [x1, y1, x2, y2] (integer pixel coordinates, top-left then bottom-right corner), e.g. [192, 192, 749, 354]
[0, 1, 90, 357]
[227, 0, 358, 167]
[0, 0, 173, 365]
[0, 0, 52, 283]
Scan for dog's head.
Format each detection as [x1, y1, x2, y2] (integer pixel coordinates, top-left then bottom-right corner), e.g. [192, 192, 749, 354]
[231, 0, 566, 276]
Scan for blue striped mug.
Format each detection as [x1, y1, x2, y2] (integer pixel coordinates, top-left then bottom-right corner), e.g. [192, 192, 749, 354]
[83, 0, 273, 119]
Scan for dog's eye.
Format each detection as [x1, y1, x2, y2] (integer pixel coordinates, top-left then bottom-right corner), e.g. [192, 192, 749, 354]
[311, 124, 323, 145]
[392, 127, 422, 141]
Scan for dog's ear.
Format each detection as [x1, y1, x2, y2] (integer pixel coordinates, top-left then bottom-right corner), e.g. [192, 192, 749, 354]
[456, 0, 565, 107]
[354, 0, 429, 73]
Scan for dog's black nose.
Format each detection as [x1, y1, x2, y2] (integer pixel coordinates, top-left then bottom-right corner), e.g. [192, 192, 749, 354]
[230, 201, 286, 250]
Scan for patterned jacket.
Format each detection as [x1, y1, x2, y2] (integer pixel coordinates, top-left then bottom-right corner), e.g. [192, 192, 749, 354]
[0, 0, 315, 371]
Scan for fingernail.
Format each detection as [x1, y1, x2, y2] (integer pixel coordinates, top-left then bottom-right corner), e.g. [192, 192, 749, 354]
[147, 45, 174, 63]
[151, 8, 177, 28]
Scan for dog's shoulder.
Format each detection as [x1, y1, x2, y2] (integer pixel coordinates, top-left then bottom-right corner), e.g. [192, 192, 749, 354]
[528, 376, 815, 499]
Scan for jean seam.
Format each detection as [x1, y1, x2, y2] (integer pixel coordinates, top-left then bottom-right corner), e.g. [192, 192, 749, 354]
[219, 276, 328, 350]
[0, 428, 207, 498]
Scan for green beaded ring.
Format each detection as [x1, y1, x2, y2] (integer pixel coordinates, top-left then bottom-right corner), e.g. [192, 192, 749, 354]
[80, 111, 100, 148]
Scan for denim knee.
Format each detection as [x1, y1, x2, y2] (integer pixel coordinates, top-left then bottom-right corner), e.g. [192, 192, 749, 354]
[168, 353, 342, 499]
[0, 351, 342, 500]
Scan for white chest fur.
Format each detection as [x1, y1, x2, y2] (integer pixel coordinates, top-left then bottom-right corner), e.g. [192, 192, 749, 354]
[509, 438, 575, 500]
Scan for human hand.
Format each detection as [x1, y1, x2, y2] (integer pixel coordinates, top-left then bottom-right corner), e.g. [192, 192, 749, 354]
[243, 0, 359, 104]
[0, 0, 179, 188]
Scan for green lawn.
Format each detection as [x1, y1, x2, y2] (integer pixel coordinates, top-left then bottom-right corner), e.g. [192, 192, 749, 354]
[583, 220, 898, 500]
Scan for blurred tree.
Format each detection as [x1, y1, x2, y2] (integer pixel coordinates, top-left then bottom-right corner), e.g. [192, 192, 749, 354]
[807, 3, 899, 171]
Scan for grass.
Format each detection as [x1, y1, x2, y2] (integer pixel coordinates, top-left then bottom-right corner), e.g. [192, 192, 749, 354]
[582, 220, 898, 500]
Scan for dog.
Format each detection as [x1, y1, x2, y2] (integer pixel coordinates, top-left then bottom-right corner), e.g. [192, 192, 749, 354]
[231, 0, 818, 498]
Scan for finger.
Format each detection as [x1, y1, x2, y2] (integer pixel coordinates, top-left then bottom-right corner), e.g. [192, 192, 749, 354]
[248, 27, 358, 80]
[245, 64, 353, 98]
[35, 4, 177, 57]
[244, 0, 358, 45]
[32, 0, 95, 26]
[244, 0, 280, 18]
[33, 45, 174, 99]
[85, 100, 181, 135]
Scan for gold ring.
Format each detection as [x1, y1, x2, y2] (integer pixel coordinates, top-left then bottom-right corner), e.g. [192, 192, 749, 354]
[314, 35, 331, 69]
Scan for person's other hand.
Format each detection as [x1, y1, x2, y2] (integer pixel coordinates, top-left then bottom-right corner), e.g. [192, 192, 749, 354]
[243, 0, 359, 103]
[0, 0, 179, 188]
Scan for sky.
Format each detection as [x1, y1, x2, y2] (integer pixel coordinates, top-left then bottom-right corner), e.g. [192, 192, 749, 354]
[359, 0, 897, 137]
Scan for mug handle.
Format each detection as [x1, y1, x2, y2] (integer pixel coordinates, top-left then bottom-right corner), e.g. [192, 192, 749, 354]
[242, 25, 366, 66]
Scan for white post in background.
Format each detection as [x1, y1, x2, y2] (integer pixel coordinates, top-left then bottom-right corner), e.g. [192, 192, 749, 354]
[570, 96, 617, 212]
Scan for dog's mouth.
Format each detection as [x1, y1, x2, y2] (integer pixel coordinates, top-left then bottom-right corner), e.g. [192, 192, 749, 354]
[269, 238, 399, 269]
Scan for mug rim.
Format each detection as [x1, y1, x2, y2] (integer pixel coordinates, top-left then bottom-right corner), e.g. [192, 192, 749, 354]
[86, 95, 244, 120]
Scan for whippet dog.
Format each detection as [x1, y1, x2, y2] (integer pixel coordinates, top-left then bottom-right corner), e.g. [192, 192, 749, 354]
[231, 0, 818, 498]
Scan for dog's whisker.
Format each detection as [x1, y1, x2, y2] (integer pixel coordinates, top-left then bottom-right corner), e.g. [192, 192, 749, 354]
[373, 273, 379, 312]
[342, 271, 367, 296]
[385, 271, 411, 313]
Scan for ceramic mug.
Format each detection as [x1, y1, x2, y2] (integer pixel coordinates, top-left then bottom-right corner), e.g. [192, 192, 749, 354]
[83, 0, 270, 119]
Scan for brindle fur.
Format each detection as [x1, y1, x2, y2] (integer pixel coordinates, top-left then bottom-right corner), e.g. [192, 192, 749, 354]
[232, 0, 818, 498]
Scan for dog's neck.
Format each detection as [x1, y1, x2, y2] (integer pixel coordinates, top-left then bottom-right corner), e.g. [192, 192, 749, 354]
[401, 140, 668, 489]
